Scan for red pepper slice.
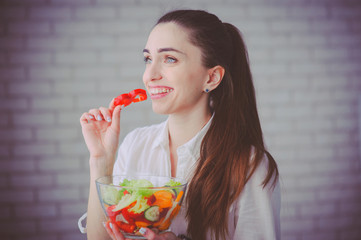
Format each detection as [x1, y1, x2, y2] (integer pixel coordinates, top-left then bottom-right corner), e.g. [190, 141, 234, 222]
[126, 209, 144, 220]
[146, 194, 156, 205]
[116, 221, 136, 233]
[114, 93, 132, 107]
[129, 89, 147, 103]
[106, 205, 121, 223]
[121, 207, 135, 225]
[114, 89, 147, 108]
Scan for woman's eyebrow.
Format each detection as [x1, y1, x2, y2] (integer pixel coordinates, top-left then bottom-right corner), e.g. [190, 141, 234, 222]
[158, 48, 186, 55]
[143, 48, 186, 55]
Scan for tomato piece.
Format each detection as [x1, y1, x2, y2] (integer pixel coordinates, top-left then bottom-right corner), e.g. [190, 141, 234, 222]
[129, 89, 147, 103]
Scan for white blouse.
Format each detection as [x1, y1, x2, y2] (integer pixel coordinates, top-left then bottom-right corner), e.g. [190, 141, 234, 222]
[112, 118, 281, 240]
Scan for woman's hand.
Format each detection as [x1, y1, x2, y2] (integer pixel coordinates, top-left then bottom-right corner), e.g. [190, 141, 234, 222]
[104, 222, 180, 240]
[80, 99, 122, 177]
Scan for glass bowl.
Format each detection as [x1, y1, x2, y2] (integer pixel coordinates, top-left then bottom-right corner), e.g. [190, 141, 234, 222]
[96, 175, 187, 239]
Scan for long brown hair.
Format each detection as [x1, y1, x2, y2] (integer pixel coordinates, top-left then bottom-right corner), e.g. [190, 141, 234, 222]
[157, 10, 279, 240]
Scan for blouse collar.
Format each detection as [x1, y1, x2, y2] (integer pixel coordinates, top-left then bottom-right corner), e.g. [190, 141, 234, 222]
[151, 114, 214, 158]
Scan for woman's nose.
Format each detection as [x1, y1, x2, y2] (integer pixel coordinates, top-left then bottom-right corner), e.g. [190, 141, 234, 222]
[143, 62, 162, 84]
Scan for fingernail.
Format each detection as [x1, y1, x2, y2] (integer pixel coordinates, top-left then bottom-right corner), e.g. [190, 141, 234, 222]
[96, 115, 102, 121]
[139, 227, 146, 235]
[106, 116, 111, 122]
[89, 115, 94, 119]
[109, 222, 113, 230]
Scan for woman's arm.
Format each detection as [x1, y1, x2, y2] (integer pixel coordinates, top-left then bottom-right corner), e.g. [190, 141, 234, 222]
[80, 101, 122, 240]
[87, 155, 118, 240]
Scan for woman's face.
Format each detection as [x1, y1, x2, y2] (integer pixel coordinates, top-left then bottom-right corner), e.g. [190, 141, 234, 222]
[142, 22, 211, 116]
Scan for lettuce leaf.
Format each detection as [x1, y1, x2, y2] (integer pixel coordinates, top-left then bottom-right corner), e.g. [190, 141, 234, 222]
[119, 179, 154, 197]
[102, 185, 123, 205]
[112, 193, 136, 212]
[112, 179, 155, 212]
[164, 179, 182, 187]
[129, 197, 150, 213]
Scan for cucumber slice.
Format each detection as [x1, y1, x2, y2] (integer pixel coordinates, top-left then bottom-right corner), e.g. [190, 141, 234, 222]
[144, 206, 160, 222]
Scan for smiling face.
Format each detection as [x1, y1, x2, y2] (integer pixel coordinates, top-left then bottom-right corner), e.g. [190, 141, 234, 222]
[142, 22, 211, 117]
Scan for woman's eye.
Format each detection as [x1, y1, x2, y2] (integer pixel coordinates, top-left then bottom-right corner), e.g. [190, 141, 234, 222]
[143, 56, 152, 64]
[165, 57, 177, 63]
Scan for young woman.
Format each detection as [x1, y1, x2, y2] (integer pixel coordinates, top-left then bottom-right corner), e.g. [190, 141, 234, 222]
[79, 9, 280, 240]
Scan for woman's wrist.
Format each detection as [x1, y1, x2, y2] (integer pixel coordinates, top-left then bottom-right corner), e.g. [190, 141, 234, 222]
[89, 156, 114, 180]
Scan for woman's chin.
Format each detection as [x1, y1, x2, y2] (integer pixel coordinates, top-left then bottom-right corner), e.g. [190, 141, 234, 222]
[152, 104, 169, 115]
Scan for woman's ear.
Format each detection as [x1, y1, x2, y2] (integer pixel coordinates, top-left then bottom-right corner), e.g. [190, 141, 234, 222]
[204, 66, 225, 92]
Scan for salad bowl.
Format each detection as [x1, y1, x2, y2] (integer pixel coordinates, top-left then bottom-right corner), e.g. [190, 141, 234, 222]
[96, 175, 187, 239]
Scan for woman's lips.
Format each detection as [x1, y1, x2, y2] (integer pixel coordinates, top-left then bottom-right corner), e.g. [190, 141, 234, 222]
[149, 87, 173, 99]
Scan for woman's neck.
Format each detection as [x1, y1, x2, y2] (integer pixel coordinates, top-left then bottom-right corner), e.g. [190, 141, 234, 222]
[168, 108, 212, 149]
[167, 107, 211, 177]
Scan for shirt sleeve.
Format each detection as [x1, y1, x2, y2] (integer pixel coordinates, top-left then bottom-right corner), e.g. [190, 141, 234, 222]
[233, 154, 281, 240]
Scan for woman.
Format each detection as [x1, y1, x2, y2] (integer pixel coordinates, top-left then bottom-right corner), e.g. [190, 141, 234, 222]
[79, 9, 280, 240]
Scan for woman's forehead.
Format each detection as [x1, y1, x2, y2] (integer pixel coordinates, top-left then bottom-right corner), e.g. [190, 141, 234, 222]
[145, 22, 193, 53]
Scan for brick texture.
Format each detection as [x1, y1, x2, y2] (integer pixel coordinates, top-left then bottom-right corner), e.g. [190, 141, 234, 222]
[1, 0, 361, 239]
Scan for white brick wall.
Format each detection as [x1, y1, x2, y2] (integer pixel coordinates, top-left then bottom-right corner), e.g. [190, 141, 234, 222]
[1, 0, 360, 239]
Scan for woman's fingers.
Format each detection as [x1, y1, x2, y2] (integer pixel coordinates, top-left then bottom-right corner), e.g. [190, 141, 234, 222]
[110, 105, 122, 131]
[110, 222, 126, 240]
[86, 107, 112, 122]
[99, 107, 112, 123]
[103, 222, 116, 240]
[109, 98, 116, 110]
[103, 224, 176, 240]
[79, 112, 93, 125]
[139, 228, 156, 239]
[81, 93, 128, 125]
[103, 222, 126, 240]
[141, 228, 179, 240]
[105, 225, 157, 240]
[88, 108, 103, 121]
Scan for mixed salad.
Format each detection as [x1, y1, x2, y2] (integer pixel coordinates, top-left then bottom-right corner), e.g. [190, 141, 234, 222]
[101, 178, 184, 235]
